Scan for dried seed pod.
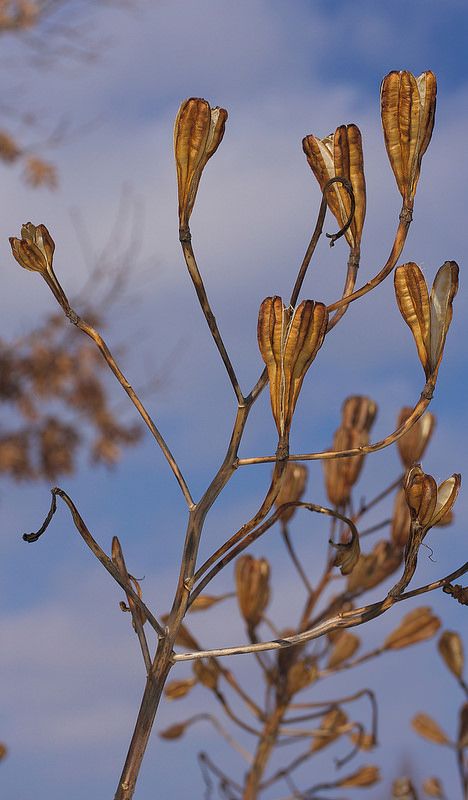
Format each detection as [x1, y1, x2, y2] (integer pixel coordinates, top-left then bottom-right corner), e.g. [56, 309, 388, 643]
[337, 765, 380, 788]
[341, 395, 377, 432]
[397, 408, 435, 467]
[422, 777, 444, 798]
[188, 593, 230, 612]
[0, 743, 6, 761]
[323, 426, 368, 506]
[404, 465, 437, 527]
[384, 607, 440, 650]
[159, 722, 188, 740]
[394, 261, 459, 380]
[391, 488, 411, 549]
[275, 461, 308, 522]
[303, 123, 366, 249]
[347, 540, 402, 592]
[164, 678, 197, 700]
[458, 703, 468, 749]
[349, 730, 376, 751]
[381, 70, 437, 208]
[161, 616, 200, 651]
[235, 555, 270, 629]
[310, 707, 348, 753]
[193, 658, 219, 690]
[392, 777, 418, 799]
[286, 660, 317, 696]
[174, 98, 227, 230]
[438, 631, 464, 680]
[258, 297, 328, 437]
[326, 631, 360, 669]
[411, 713, 450, 745]
[330, 526, 360, 576]
[9, 222, 69, 309]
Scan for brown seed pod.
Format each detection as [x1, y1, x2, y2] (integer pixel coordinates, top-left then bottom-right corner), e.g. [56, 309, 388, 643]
[9, 222, 70, 309]
[310, 707, 348, 753]
[274, 461, 308, 522]
[396, 407, 435, 467]
[411, 713, 450, 745]
[286, 660, 317, 696]
[337, 765, 380, 788]
[384, 607, 440, 650]
[404, 465, 460, 530]
[193, 658, 219, 690]
[326, 631, 360, 669]
[258, 297, 328, 437]
[159, 722, 188, 740]
[349, 730, 376, 751]
[330, 526, 360, 576]
[347, 540, 401, 592]
[422, 777, 444, 798]
[164, 678, 197, 700]
[392, 777, 418, 799]
[235, 555, 270, 629]
[188, 593, 231, 612]
[438, 631, 464, 680]
[174, 97, 228, 230]
[303, 123, 366, 249]
[381, 70, 437, 207]
[391, 488, 411, 549]
[394, 261, 459, 380]
[323, 426, 368, 506]
[341, 395, 377, 432]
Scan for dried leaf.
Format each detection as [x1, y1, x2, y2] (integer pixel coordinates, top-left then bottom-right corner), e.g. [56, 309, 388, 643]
[411, 713, 450, 745]
[384, 607, 440, 650]
[330, 526, 360, 575]
[438, 631, 464, 680]
[327, 631, 360, 669]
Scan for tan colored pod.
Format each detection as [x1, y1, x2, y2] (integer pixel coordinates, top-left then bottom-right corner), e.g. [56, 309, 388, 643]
[275, 461, 308, 522]
[235, 554, 270, 629]
[397, 407, 435, 467]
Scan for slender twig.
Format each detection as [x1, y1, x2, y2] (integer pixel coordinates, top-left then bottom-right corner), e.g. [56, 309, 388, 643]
[112, 536, 152, 674]
[173, 562, 468, 662]
[281, 522, 314, 594]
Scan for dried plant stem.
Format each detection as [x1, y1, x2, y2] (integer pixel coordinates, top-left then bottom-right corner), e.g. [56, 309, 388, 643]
[281, 521, 314, 594]
[326, 247, 360, 333]
[180, 233, 244, 404]
[236, 380, 434, 466]
[243, 703, 289, 800]
[353, 473, 404, 521]
[326, 207, 412, 313]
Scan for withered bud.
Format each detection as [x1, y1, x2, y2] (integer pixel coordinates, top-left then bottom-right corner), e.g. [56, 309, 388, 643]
[310, 707, 348, 753]
[303, 123, 366, 250]
[394, 261, 458, 381]
[235, 555, 270, 629]
[193, 658, 219, 691]
[275, 461, 308, 522]
[422, 777, 445, 798]
[159, 722, 188, 740]
[458, 703, 468, 749]
[337, 765, 380, 788]
[174, 98, 227, 231]
[164, 678, 197, 700]
[258, 296, 328, 438]
[384, 607, 440, 650]
[397, 408, 435, 467]
[392, 777, 418, 799]
[326, 631, 360, 669]
[391, 488, 411, 549]
[438, 631, 464, 680]
[381, 70, 437, 208]
[411, 713, 450, 745]
[341, 395, 377, 432]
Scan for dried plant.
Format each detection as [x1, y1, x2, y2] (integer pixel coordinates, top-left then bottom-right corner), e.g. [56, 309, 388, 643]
[8, 70, 467, 799]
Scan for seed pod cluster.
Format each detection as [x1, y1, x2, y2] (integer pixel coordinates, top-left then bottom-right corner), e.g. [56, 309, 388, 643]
[324, 396, 377, 507]
[235, 555, 270, 629]
[258, 297, 328, 438]
[303, 123, 366, 250]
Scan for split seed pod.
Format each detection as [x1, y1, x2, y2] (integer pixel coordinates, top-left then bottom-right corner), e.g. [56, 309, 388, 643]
[330, 526, 360, 576]
[341, 395, 377, 432]
[174, 98, 228, 230]
[397, 407, 435, 467]
[9, 222, 69, 309]
[438, 631, 464, 680]
[275, 461, 308, 522]
[381, 70, 437, 208]
[303, 124, 366, 249]
[235, 555, 270, 629]
[405, 465, 460, 530]
[258, 297, 328, 438]
[394, 261, 459, 380]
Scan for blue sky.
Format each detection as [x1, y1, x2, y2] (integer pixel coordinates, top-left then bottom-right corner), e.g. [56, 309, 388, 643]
[0, 1, 467, 798]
